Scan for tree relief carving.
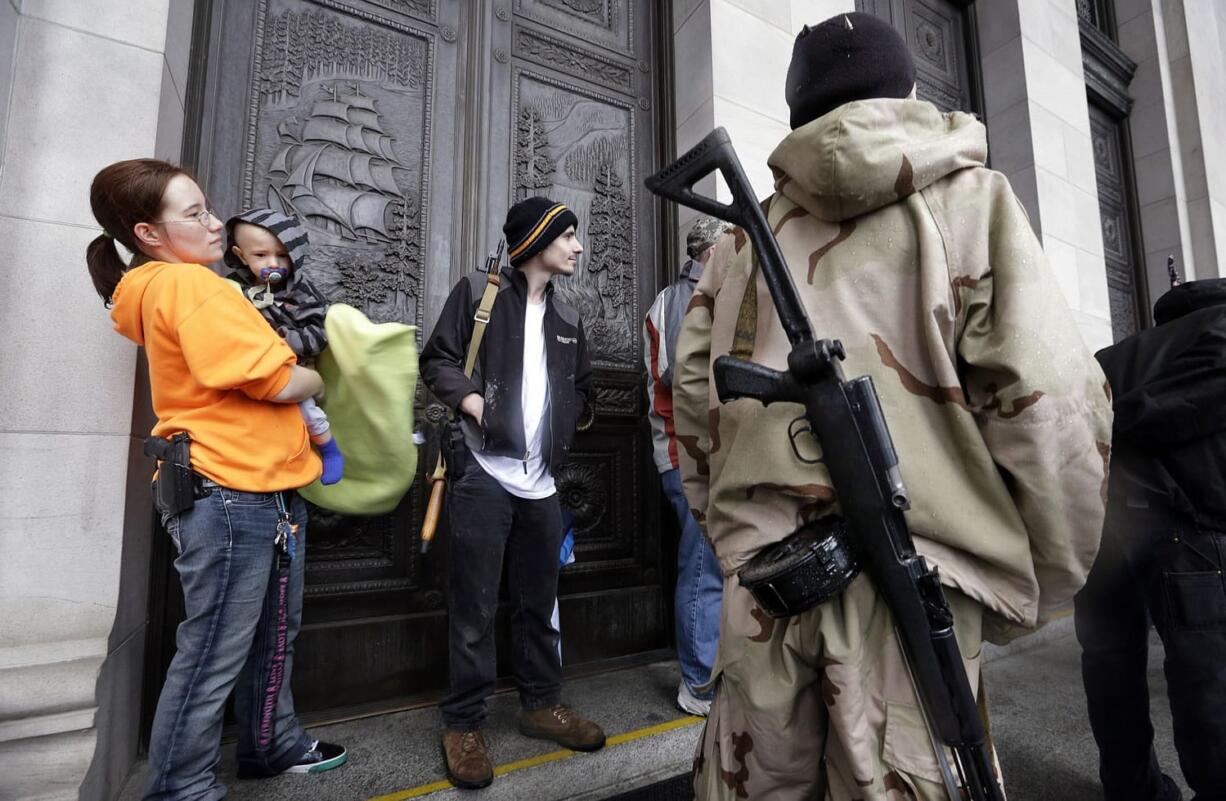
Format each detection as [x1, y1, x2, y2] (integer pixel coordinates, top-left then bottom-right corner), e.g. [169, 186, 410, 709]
[513, 74, 637, 366]
[247, 0, 433, 328]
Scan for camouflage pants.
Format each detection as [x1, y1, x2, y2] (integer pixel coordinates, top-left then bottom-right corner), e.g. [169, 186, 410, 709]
[694, 573, 999, 801]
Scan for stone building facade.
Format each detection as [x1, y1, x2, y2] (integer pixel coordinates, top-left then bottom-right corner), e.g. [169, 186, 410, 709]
[0, 1, 1222, 798]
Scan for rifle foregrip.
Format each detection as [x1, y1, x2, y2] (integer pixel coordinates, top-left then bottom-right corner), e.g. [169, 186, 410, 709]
[420, 477, 446, 553]
[713, 355, 801, 405]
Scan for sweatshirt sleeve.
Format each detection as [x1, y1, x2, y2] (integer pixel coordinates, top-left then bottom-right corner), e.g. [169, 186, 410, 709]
[644, 291, 674, 469]
[956, 178, 1114, 632]
[277, 273, 329, 360]
[673, 240, 732, 541]
[176, 282, 296, 400]
[420, 275, 482, 411]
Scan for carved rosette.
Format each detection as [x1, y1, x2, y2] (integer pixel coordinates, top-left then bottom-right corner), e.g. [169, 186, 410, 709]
[555, 462, 607, 533]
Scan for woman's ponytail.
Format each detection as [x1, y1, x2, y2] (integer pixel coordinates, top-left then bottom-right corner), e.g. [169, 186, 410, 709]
[85, 233, 129, 306]
[86, 159, 189, 305]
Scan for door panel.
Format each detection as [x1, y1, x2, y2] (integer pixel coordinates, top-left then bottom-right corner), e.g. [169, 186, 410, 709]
[500, 0, 665, 660]
[151, 0, 665, 718]
[857, 0, 981, 115]
[1090, 103, 1144, 340]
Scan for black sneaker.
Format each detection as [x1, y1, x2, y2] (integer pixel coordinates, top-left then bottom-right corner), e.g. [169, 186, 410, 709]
[284, 740, 347, 774]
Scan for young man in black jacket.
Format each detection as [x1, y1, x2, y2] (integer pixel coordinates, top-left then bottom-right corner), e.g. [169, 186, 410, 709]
[420, 196, 604, 790]
[1076, 277, 1226, 801]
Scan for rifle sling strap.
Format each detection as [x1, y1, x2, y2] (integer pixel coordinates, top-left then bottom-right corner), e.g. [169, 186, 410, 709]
[464, 271, 502, 377]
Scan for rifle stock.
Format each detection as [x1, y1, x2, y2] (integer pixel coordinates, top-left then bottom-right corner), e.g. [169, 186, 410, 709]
[646, 128, 1004, 801]
[420, 456, 446, 554]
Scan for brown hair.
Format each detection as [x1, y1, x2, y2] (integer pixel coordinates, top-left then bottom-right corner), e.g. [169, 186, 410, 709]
[86, 159, 190, 305]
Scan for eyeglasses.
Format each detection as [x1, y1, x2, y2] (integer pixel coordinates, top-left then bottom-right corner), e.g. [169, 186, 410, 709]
[153, 208, 219, 229]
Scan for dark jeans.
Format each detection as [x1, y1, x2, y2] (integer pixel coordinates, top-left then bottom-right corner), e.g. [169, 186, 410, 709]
[440, 462, 565, 730]
[145, 484, 312, 800]
[1074, 508, 1226, 801]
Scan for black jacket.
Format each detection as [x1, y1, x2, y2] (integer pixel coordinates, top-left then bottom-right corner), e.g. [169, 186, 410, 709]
[420, 267, 593, 470]
[1096, 279, 1226, 528]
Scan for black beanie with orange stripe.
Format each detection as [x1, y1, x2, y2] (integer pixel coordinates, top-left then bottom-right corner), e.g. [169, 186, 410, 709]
[504, 196, 579, 268]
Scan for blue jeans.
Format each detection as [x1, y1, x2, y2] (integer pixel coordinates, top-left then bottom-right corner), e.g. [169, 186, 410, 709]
[662, 469, 722, 698]
[144, 483, 313, 800]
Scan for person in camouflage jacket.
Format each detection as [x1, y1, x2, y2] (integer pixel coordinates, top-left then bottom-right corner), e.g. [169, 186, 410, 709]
[673, 13, 1113, 800]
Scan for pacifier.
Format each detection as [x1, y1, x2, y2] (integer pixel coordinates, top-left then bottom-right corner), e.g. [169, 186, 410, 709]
[259, 266, 288, 283]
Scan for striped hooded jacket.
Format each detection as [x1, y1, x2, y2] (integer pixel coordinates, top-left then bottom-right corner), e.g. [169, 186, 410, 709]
[224, 208, 329, 361]
[643, 259, 704, 473]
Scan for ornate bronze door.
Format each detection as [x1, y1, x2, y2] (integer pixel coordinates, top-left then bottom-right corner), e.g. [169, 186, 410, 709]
[152, 0, 666, 717]
[1080, 3, 1149, 339]
[857, 0, 984, 116]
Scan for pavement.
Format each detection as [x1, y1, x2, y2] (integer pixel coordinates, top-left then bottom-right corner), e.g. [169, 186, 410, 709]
[118, 616, 1193, 801]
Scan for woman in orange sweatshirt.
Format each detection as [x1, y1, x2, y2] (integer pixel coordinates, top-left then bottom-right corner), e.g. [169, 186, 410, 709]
[86, 159, 347, 799]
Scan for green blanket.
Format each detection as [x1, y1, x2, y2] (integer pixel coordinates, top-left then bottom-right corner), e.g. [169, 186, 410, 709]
[298, 303, 418, 515]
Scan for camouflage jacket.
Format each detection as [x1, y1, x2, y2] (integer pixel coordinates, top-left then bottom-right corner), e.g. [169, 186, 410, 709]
[673, 99, 1113, 641]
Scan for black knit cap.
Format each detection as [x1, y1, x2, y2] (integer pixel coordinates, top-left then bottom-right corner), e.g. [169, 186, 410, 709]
[504, 196, 579, 268]
[786, 12, 916, 130]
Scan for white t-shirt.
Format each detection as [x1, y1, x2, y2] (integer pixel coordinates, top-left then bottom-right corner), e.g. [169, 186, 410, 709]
[473, 299, 556, 499]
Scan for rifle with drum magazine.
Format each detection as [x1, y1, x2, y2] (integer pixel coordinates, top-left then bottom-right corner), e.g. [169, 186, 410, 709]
[645, 128, 1004, 801]
[420, 240, 505, 553]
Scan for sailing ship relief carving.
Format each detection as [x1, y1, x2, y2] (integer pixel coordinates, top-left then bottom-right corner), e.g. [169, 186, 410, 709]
[246, 1, 433, 327]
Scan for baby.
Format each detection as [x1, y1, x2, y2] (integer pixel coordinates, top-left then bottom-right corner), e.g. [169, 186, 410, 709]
[224, 208, 344, 485]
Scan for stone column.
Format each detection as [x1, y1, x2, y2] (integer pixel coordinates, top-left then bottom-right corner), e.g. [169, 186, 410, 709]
[1114, 0, 1226, 287]
[977, 0, 1113, 352]
[670, 0, 853, 239]
[0, 1, 188, 798]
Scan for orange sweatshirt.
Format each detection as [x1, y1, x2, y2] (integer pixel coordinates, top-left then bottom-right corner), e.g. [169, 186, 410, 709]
[111, 261, 322, 491]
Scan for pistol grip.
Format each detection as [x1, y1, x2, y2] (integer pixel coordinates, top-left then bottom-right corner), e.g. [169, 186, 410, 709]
[713, 355, 803, 406]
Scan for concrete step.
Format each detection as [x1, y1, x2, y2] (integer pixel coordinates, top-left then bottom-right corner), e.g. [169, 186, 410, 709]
[119, 616, 1193, 800]
[119, 660, 701, 801]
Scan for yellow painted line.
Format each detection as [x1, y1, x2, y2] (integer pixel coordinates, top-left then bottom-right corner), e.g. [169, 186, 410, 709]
[367, 715, 704, 801]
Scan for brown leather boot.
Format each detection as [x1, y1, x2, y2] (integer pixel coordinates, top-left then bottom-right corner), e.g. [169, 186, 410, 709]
[441, 729, 493, 789]
[518, 704, 606, 752]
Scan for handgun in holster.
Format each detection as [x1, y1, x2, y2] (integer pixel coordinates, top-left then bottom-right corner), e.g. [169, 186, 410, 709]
[144, 432, 200, 516]
[442, 419, 469, 478]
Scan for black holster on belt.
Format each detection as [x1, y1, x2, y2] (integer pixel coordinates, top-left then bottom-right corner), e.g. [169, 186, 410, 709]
[145, 432, 197, 516]
[737, 516, 861, 619]
[442, 419, 469, 478]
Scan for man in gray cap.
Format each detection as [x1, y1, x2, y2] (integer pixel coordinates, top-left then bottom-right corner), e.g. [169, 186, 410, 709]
[642, 216, 730, 717]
